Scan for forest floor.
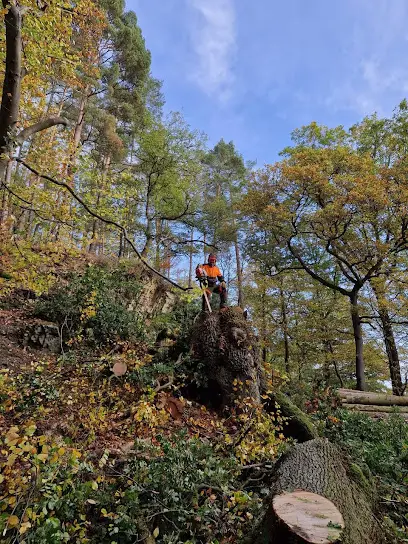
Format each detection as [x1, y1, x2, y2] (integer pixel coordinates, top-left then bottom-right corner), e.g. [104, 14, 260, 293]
[0, 300, 286, 542]
[0, 305, 229, 457]
[1, 301, 407, 542]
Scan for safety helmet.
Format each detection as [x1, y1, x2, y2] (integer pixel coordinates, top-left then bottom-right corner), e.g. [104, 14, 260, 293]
[208, 253, 217, 265]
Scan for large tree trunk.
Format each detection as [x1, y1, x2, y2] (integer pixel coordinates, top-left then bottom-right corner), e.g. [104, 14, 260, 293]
[141, 218, 154, 258]
[279, 284, 290, 373]
[371, 281, 404, 395]
[0, 3, 21, 154]
[269, 491, 344, 544]
[0, 160, 13, 226]
[378, 306, 403, 395]
[350, 291, 366, 391]
[254, 439, 384, 544]
[327, 339, 344, 387]
[191, 307, 264, 407]
[265, 391, 318, 442]
[0, 3, 65, 223]
[188, 227, 194, 288]
[234, 237, 244, 308]
[0, 2, 22, 193]
[260, 285, 268, 363]
[67, 86, 89, 181]
[155, 217, 162, 270]
[89, 155, 110, 254]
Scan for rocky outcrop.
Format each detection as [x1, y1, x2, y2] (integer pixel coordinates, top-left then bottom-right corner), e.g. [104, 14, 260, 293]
[129, 269, 177, 317]
[22, 322, 61, 353]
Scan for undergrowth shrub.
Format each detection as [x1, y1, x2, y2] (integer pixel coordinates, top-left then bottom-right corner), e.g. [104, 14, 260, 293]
[324, 410, 408, 541]
[0, 241, 80, 298]
[122, 432, 263, 543]
[0, 427, 264, 543]
[145, 294, 208, 390]
[151, 292, 201, 355]
[34, 264, 145, 346]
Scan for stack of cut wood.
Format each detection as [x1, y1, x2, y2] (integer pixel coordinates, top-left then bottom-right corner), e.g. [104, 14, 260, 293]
[338, 388, 408, 421]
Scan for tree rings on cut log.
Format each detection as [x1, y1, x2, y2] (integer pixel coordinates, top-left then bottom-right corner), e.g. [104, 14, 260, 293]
[112, 361, 127, 377]
[272, 490, 344, 544]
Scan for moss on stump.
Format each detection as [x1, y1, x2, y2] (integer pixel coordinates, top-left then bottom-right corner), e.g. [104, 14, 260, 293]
[266, 391, 318, 443]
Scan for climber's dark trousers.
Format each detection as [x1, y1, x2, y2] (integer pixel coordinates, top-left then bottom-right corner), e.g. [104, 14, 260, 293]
[202, 284, 227, 311]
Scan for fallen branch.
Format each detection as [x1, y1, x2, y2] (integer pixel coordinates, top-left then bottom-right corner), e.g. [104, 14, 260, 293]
[15, 158, 192, 291]
[240, 461, 275, 470]
[154, 376, 174, 393]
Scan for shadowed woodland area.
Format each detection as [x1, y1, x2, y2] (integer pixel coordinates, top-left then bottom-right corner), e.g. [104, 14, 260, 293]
[1, 1, 408, 543]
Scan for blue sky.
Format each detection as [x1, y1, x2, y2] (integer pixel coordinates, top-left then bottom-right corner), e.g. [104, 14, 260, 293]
[128, 0, 408, 166]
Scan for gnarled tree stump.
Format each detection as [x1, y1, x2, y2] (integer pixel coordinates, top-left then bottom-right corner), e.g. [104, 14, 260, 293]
[191, 308, 318, 441]
[191, 307, 264, 407]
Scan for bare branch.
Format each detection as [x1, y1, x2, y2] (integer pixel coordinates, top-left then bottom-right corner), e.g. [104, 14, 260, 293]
[287, 239, 351, 297]
[161, 237, 218, 249]
[15, 158, 192, 292]
[159, 198, 191, 221]
[265, 265, 304, 277]
[1, 179, 73, 227]
[154, 376, 174, 392]
[16, 116, 69, 144]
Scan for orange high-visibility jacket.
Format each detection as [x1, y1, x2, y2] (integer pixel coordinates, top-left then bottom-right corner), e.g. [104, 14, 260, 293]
[201, 264, 223, 281]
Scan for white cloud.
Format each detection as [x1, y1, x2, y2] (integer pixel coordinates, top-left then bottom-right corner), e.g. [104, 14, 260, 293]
[187, 0, 236, 102]
[324, 0, 408, 117]
[326, 58, 408, 117]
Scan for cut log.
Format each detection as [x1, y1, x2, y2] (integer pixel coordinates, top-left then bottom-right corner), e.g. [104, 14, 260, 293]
[338, 391, 408, 406]
[342, 403, 408, 413]
[272, 491, 344, 544]
[252, 438, 384, 544]
[338, 388, 392, 399]
[353, 411, 408, 421]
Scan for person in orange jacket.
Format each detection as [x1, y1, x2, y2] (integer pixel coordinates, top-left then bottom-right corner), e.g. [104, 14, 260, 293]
[196, 253, 228, 311]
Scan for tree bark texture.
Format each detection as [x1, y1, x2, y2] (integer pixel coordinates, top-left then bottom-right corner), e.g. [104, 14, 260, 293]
[191, 307, 264, 407]
[350, 292, 366, 391]
[234, 237, 244, 308]
[0, 3, 22, 154]
[253, 438, 384, 544]
[279, 285, 290, 373]
[67, 86, 89, 181]
[260, 287, 268, 363]
[188, 227, 194, 288]
[372, 282, 404, 395]
[89, 155, 110, 254]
